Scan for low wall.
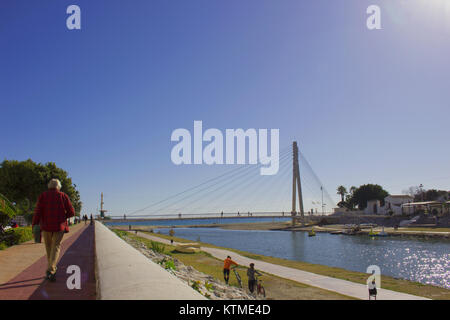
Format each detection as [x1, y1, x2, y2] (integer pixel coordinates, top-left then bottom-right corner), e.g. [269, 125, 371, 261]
[94, 221, 206, 300]
[317, 214, 450, 227]
[315, 215, 407, 227]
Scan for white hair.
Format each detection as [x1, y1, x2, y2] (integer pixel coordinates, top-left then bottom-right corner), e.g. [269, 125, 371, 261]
[48, 179, 62, 190]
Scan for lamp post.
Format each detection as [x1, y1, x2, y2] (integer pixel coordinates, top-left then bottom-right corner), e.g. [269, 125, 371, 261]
[321, 186, 324, 215]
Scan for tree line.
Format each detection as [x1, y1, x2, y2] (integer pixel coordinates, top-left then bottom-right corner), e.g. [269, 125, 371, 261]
[403, 186, 449, 203]
[336, 184, 389, 210]
[0, 159, 82, 223]
[336, 184, 449, 211]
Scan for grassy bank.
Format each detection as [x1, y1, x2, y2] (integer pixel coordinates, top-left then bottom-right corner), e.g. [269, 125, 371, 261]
[0, 226, 33, 250]
[113, 229, 355, 300]
[142, 230, 450, 300]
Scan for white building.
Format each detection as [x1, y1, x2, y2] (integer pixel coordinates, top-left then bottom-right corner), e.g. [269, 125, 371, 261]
[384, 195, 414, 215]
[365, 195, 414, 215]
[364, 199, 381, 215]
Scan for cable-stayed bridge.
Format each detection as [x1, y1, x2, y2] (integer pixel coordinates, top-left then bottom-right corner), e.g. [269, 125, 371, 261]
[106, 142, 336, 224]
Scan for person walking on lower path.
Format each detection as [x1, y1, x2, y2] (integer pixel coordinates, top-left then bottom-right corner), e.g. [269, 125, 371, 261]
[223, 256, 238, 285]
[247, 263, 262, 294]
[32, 179, 75, 282]
[90, 214, 93, 225]
[368, 279, 377, 300]
[83, 214, 87, 225]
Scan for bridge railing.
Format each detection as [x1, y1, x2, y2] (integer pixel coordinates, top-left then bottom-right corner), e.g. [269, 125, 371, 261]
[107, 211, 335, 220]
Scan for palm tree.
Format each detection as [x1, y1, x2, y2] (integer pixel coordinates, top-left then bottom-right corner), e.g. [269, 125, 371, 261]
[337, 186, 347, 203]
[345, 186, 358, 210]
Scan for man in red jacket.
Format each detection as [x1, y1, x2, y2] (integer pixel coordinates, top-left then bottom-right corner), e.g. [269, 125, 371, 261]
[32, 179, 75, 282]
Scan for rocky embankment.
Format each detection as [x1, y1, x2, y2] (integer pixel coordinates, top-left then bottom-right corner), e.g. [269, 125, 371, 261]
[119, 233, 258, 300]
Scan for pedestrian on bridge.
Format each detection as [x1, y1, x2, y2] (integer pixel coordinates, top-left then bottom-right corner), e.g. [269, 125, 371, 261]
[32, 179, 75, 282]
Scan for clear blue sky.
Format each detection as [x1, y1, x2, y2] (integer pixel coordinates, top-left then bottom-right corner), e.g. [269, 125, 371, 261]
[1, 0, 449, 216]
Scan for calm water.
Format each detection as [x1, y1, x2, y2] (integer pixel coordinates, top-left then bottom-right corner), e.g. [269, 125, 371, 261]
[153, 227, 450, 289]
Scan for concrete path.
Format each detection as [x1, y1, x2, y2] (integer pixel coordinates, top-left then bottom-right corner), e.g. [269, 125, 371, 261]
[132, 231, 430, 300]
[0, 223, 87, 284]
[96, 222, 205, 300]
[0, 224, 96, 300]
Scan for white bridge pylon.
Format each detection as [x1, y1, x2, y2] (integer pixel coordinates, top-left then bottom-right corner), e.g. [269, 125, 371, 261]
[291, 141, 305, 226]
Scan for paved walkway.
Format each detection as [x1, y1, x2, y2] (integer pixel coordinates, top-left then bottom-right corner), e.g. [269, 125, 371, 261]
[0, 223, 85, 284]
[0, 224, 96, 300]
[96, 222, 205, 300]
[132, 231, 430, 300]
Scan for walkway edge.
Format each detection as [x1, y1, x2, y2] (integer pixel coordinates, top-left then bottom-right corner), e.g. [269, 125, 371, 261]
[95, 222, 206, 300]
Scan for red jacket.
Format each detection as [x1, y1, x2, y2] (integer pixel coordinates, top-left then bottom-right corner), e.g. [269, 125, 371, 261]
[223, 258, 238, 270]
[32, 189, 75, 232]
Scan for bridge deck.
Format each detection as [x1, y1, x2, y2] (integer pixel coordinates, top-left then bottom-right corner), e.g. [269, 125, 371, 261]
[105, 214, 299, 223]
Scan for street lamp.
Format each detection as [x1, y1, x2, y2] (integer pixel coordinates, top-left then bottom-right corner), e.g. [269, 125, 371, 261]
[321, 186, 324, 215]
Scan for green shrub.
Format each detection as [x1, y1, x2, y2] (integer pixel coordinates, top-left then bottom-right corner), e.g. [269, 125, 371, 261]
[113, 229, 128, 237]
[150, 241, 165, 254]
[164, 259, 176, 270]
[204, 281, 213, 292]
[12, 227, 33, 243]
[157, 257, 176, 271]
[0, 226, 33, 248]
[191, 280, 201, 292]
